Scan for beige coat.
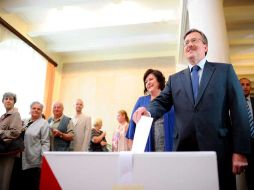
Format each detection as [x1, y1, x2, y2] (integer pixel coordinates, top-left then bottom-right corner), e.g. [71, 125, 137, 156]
[71, 114, 91, 151]
[0, 108, 22, 143]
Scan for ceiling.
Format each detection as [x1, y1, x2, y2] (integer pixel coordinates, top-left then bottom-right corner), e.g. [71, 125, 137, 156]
[1, 0, 254, 67]
[0, 0, 181, 64]
[223, 0, 254, 83]
[224, 0, 254, 55]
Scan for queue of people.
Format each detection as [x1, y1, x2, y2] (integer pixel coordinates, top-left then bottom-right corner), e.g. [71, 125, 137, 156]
[0, 95, 130, 190]
[0, 28, 253, 190]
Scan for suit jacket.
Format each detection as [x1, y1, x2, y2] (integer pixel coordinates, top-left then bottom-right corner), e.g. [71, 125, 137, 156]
[251, 97, 254, 117]
[148, 61, 251, 190]
[245, 97, 254, 189]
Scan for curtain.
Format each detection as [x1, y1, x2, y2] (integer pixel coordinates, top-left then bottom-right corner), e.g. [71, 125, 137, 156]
[43, 62, 55, 119]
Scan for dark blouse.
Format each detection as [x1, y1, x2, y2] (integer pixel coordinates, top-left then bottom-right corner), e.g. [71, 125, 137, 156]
[89, 128, 107, 151]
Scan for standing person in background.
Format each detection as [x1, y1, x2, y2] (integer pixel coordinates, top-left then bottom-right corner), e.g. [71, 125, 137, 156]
[48, 101, 74, 151]
[240, 78, 254, 190]
[0, 92, 22, 190]
[133, 29, 251, 190]
[112, 110, 129, 152]
[21, 101, 50, 190]
[71, 99, 91, 151]
[126, 69, 175, 152]
[89, 118, 108, 152]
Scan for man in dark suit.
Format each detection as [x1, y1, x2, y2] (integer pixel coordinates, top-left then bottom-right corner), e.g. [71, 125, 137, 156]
[240, 77, 254, 190]
[133, 29, 251, 190]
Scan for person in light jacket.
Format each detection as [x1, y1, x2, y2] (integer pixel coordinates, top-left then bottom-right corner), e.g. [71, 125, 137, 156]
[0, 92, 22, 190]
[21, 101, 50, 190]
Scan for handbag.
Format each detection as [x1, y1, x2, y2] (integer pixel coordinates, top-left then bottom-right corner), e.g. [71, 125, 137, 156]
[0, 132, 25, 155]
[0, 112, 25, 156]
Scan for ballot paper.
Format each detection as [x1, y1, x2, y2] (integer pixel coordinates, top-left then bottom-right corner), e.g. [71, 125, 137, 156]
[132, 116, 153, 153]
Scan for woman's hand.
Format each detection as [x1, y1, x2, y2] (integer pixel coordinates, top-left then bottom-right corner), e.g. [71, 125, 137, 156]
[100, 141, 107, 146]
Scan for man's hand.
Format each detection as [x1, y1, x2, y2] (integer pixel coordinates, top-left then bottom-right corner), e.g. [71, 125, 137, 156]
[232, 153, 248, 175]
[52, 129, 62, 137]
[132, 107, 150, 123]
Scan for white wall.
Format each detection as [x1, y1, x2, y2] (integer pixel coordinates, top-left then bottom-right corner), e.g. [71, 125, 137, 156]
[59, 56, 176, 144]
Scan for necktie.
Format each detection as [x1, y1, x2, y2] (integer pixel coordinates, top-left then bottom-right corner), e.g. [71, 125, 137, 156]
[191, 65, 200, 102]
[246, 99, 254, 138]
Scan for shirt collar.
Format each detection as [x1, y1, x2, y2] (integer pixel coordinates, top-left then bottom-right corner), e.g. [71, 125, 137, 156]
[188, 57, 206, 72]
[53, 114, 64, 122]
[246, 95, 251, 101]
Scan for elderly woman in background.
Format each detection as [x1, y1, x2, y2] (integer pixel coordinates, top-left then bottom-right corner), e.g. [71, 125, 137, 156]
[126, 69, 175, 152]
[0, 92, 22, 190]
[112, 110, 129, 152]
[89, 118, 108, 151]
[21, 101, 50, 190]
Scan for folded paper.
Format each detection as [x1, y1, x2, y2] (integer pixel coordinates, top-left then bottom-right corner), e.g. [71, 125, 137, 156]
[132, 116, 153, 153]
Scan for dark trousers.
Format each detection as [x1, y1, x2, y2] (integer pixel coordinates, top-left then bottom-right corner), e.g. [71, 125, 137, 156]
[177, 133, 236, 190]
[10, 157, 41, 190]
[10, 157, 22, 190]
[0, 156, 15, 190]
[22, 167, 41, 190]
[217, 159, 236, 190]
[246, 139, 254, 190]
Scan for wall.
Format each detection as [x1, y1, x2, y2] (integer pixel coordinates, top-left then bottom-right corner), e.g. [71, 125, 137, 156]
[59, 56, 176, 144]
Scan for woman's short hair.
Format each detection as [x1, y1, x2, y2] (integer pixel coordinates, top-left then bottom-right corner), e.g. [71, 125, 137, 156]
[93, 118, 102, 127]
[143, 69, 166, 94]
[2, 92, 17, 104]
[30, 101, 44, 110]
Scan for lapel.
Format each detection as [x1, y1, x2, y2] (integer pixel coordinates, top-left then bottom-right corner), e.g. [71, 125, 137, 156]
[181, 68, 195, 105]
[195, 61, 216, 106]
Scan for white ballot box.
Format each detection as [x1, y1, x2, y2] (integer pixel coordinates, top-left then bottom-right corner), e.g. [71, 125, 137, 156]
[40, 152, 219, 190]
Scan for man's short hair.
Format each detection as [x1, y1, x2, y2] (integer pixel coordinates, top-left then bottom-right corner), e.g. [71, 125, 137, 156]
[184, 28, 208, 45]
[240, 77, 251, 84]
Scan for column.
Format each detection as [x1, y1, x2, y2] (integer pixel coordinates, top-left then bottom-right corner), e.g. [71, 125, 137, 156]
[187, 0, 229, 63]
[187, 0, 247, 190]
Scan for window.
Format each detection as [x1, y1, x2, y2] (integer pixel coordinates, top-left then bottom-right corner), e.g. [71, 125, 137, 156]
[0, 25, 47, 119]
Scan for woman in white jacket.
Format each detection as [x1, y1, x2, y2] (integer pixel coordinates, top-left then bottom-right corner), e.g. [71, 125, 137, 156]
[22, 101, 50, 190]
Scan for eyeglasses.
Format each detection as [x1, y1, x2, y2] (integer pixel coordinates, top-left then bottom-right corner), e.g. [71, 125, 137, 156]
[184, 38, 203, 46]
